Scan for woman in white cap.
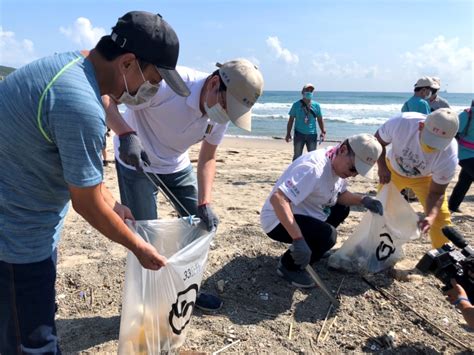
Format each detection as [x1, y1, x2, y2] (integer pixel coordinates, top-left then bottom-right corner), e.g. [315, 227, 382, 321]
[260, 134, 383, 288]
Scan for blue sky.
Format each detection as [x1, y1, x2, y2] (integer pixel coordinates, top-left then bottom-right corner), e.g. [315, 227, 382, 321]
[0, 0, 473, 92]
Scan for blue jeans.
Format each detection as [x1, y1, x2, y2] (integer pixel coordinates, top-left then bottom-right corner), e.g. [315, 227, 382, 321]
[116, 162, 198, 220]
[293, 130, 317, 161]
[0, 252, 60, 355]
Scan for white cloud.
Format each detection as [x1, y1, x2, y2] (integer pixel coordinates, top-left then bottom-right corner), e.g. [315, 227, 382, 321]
[311, 52, 379, 79]
[402, 36, 474, 92]
[60, 17, 106, 48]
[0, 26, 37, 67]
[266, 36, 299, 64]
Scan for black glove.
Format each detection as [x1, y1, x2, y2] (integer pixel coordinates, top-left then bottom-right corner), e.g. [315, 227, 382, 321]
[291, 238, 312, 268]
[197, 203, 219, 231]
[119, 132, 150, 172]
[361, 196, 384, 216]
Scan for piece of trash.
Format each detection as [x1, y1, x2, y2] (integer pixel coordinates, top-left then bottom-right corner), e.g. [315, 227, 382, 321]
[217, 279, 225, 293]
[258, 292, 269, 301]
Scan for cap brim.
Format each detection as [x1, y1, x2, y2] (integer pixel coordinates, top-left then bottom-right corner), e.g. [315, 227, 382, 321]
[156, 67, 190, 97]
[420, 128, 451, 151]
[354, 157, 375, 178]
[226, 92, 252, 131]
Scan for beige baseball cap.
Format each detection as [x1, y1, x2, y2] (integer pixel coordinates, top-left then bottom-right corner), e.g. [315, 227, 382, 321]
[414, 76, 435, 89]
[217, 59, 264, 131]
[431, 77, 441, 90]
[420, 108, 459, 151]
[302, 83, 315, 91]
[347, 134, 383, 177]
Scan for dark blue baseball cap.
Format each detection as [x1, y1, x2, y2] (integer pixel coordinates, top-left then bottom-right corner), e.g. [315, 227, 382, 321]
[111, 11, 190, 97]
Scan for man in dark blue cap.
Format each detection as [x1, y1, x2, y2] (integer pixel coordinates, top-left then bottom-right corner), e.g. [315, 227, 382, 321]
[0, 11, 188, 353]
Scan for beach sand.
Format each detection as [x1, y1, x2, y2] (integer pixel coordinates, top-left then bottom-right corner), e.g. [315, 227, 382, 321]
[56, 136, 474, 353]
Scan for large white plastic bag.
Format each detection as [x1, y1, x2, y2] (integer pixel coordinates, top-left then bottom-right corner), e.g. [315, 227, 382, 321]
[328, 183, 420, 273]
[118, 218, 215, 354]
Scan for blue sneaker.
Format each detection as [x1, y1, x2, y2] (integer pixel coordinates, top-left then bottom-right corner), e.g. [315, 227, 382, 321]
[276, 260, 315, 289]
[195, 292, 223, 312]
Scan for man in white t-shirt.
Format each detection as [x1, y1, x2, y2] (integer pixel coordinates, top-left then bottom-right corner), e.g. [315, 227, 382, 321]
[260, 134, 383, 288]
[104, 59, 264, 311]
[375, 108, 459, 248]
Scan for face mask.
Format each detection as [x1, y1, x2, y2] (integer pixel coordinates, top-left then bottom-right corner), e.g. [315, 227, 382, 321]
[424, 90, 432, 100]
[204, 89, 230, 124]
[117, 63, 159, 106]
[304, 92, 313, 100]
[420, 140, 437, 153]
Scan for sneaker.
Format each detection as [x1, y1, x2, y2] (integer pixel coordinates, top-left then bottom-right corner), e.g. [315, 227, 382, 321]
[194, 292, 223, 312]
[276, 261, 315, 288]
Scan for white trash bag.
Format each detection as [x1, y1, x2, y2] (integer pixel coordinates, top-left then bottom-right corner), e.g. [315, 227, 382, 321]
[118, 218, 215, 354]
[328, 183, 420, 273]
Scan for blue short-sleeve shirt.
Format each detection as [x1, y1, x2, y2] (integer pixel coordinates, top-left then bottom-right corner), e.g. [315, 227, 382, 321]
[289, 100, 323, 135]
[401, 96, 431, 114]
[458, 110, 474, 161]
[0, 51, 106, 263]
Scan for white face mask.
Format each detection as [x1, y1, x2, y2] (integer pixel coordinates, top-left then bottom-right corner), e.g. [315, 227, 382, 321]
[117, 63, 159, 106]
[204, 89, 230, 124]
[424, 90, 432, 100]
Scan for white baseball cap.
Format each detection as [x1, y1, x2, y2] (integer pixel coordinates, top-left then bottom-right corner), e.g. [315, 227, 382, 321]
[302, 83, 315, 91]
[347, 134, 383, 177]
[420, 108, 459, 151]
[217, 59, 264, 131]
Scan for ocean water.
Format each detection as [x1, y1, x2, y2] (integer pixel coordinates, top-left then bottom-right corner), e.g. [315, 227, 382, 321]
[226, 91, 473, 141]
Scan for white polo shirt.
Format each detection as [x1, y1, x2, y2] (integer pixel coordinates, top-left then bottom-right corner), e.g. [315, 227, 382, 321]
[113, 66, 229, 174]
[260, 148, 348, 233]
[377, 112, 458, 184]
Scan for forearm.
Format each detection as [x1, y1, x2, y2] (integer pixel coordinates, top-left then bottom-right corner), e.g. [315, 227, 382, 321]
[337, 191, 364, 206]
[100, 183, 117, 209]
[458, 301, 474, 328]
[286, 117, 295, 136]
[102, 95, 133, 135]
[317, 117, 325, 133]
[197, 159, 216, 205]
[270, 191, 303, 240]
[425, 192, 444, 219]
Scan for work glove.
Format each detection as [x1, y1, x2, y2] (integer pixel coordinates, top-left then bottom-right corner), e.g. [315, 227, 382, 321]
[290, 238, 312, 268]
[361, 196, 384, 216]
[197, 203, 219, 232]
[119, 132, 151, 172]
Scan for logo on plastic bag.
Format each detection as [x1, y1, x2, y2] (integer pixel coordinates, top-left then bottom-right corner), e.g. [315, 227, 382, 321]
[169, 284, 198, 335]
[376, 233, 396, 260]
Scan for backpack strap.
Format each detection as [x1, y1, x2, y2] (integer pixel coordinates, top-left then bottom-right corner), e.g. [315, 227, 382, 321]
[300, 99, 317, 118]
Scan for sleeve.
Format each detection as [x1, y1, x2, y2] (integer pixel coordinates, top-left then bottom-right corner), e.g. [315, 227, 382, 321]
[432, 145, 458, 185]
[289, 102, 297, 117]
[376, 115, 402, 144]
[314, 102, 323, 118]
[204, 122, 229, 146]
[48, 93, 105, 187]
[277, 163, 318, 206]
[401, 102, 407, 112]
[422, 101, 431, 114]
[458, 111, 468, 134]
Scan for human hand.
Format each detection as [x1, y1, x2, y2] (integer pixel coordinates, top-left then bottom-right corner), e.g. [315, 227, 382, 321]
[319, 131, 326, 142]
[418, 215, 434, 234]
[291, 238, 312, 268]
[134, 241, 167, 270]
[361, 196, 384, 216]
[285, 133, 292, 143]
[197, 203, 219, 231]
[445, 279, 468, 304]
[119, 132, 151, 172]
[113, 202, 135, 222]
[378, 164, 391, 184]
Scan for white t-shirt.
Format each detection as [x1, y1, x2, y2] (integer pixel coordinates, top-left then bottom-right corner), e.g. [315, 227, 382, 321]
[113, 66, 229, 174]
[260, 148, 348, 233]
[377, 112, 458, 184]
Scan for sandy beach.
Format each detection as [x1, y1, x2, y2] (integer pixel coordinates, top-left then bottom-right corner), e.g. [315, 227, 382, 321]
[56, 135, 474, 353]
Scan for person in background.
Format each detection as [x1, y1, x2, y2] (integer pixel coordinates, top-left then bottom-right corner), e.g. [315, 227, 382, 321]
[375, 108, 459, 248]
[285, 83, 326, 161]
[445, 278, 474, 328]
[428, 77, 450, 111]
[0, 11, 190, 353]
[401, 76, 435, 114]
[104, 59, 264, 311]
[448, 100, 474, 213]
[260, 134, 383, 288]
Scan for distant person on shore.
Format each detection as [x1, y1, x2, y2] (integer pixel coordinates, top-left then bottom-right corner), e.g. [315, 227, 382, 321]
[401, 76, 435, 114]
[285, 83, 326, 161]
[260, 134, 383, 288]
[448, 100, 474, 213]
[0, 11, 190, 353]
[374, 108, 459, 248]
[428, 77, 451, 111]
[104, 59, 264, 311]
